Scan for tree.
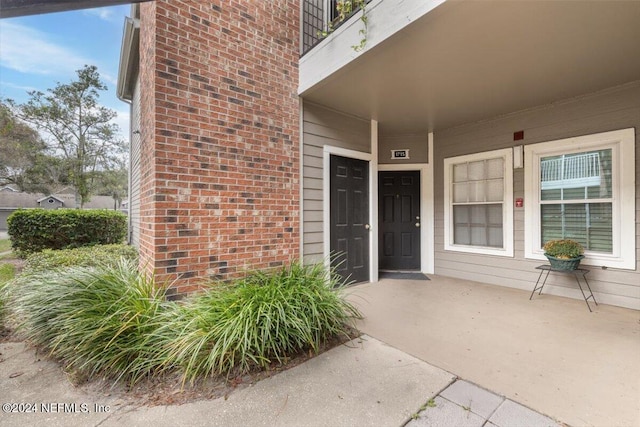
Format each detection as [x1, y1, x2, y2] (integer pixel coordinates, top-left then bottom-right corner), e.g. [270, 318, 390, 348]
[93, 165, 128, 210]
[0, 101, 52, 192]
[9, 65, 127, 207]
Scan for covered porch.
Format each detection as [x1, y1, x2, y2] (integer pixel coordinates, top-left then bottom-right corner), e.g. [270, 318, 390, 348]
[347, 277, 640, 427]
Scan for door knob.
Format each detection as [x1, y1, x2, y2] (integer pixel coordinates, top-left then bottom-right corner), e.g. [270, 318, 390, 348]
[415, 222, 420, 228]
[364, 224, 371, 230]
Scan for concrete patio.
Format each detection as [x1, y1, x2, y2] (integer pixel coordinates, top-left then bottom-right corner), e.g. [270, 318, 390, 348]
[346, 276, 640, 427]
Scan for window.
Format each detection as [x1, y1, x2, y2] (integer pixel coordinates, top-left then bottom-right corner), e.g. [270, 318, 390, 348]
[525, 128, 635, 269]
[444, 148, 513, 256]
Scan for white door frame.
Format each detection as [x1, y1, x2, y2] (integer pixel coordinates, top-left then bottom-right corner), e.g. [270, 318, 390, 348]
[376, 133, 434, 274]
[323, 146, 375, 281]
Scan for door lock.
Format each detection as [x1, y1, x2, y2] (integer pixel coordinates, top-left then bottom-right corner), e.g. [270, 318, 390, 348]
[364, 224, 371, 230]
[415, 222, 420, 228]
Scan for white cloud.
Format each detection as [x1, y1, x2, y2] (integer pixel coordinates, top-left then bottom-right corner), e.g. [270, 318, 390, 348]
[101, 72, 119, 87]
[112, 107, 130, 139]
[83, 7, 116, 22]
[0, 22, 90, 76]
[1, 81, 38, 93]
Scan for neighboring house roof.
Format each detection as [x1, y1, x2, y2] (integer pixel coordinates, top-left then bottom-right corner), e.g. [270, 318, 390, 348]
[0, 192, 41, 209]
[36, 195, 65, 203]
[0, 191, 119, 210]
[0, 185, 19, 192]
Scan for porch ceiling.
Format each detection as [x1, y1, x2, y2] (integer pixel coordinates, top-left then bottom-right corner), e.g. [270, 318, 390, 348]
[300, 1, 640, 133]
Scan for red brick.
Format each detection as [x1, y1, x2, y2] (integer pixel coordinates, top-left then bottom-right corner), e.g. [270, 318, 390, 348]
[138, 0, 300, 289]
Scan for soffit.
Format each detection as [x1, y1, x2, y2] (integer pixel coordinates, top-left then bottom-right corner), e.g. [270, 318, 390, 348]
[300, 1, 640, 133]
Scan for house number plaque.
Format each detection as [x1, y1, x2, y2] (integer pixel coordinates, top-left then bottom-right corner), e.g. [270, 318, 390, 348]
[391, 149, 410, 160]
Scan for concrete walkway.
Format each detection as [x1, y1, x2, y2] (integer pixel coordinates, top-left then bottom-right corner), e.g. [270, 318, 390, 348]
[409, 380, 559, 427]
[0, 334, 560, 427]
[348, 276, 640, 427]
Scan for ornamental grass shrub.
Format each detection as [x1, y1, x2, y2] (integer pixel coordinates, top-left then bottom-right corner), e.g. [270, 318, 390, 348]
[7, 260, 360, 385]
[9, 259, 172, 384]
[0, 264, 16, 328]
[156, 262, 361, 384]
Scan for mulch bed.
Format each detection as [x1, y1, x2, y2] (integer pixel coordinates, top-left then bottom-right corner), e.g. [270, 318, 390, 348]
[1, 325, 359, 407]
[82, 327, 360, 407]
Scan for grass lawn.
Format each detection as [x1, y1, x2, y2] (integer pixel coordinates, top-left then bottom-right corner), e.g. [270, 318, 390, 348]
[0, 263, 15, 284]
[0, 239, 11, 253]
[0, 239, 16, 261]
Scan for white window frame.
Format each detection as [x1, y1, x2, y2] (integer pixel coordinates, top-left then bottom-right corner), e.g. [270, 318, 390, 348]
[524, 128, 636, 270]
[444, 148, 514, 257]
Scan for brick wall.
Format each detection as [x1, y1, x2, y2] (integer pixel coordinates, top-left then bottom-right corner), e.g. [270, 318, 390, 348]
[139, 0, 301, 294]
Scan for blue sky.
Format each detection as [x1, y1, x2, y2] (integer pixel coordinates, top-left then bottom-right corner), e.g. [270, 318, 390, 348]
[0, 4, 131, 137]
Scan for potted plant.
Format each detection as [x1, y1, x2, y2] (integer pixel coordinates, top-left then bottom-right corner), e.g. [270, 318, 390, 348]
[543, 239, 585, 270]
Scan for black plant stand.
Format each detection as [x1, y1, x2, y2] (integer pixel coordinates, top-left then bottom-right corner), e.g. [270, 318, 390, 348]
[530, 265, 598, 312]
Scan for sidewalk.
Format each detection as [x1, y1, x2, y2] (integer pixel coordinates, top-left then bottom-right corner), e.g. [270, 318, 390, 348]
[0, 335, 560, 427]
[408, 380, 559, 427]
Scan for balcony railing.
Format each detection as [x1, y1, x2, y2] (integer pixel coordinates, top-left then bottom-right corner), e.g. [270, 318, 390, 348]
[302, 0, 325, 54]
[541, 152, 601, 190]
[301, 0, 363, 55]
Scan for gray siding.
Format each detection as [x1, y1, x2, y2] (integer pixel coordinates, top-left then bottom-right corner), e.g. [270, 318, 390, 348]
[433, 82, 640, 309]
[129, 77, 141, 248]
[378, 133, 428, 164]
[302, 102, 370, 263]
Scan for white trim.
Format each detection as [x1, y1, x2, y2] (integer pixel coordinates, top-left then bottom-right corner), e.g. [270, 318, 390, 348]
[426, 133, 434, 274]
[378, 162, 430, 274]
[370, 120, 379, 282]
[443, 148, 514, 257]
[524, 128, 636, 270]
[117, 16, 140, 102]
[375, 132, 434, 274]
[299, 99, 305, 261]
[323, 145, 373, 279]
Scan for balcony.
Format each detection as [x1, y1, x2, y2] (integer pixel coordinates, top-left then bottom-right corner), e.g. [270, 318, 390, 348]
[299, 0, 446, 96]
[541, 152, 602, 190]
[298, 1, 640, 134]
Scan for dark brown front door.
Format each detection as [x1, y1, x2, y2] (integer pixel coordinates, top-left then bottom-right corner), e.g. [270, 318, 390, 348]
[379, 171, 421, 270]
[330, 155, 369, 284]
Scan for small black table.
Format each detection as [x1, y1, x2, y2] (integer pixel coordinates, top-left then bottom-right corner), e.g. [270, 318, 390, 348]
[530, 265, 598, 312]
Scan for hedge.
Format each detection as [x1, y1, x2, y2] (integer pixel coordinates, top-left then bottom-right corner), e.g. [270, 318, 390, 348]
[23, 244, 138, 274]
[7, 209, 127, 256]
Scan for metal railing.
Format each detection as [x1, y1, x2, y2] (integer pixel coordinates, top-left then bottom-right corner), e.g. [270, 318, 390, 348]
[541, 152, 601, 190]
[302, 0, 325, 54]
[301, 0, 363, 55]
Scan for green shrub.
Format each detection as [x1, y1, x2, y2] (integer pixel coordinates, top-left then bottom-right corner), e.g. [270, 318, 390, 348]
[10, 259, 172, 383]
[23, 244, 138, 274]
[7, 209, 127, 256]
[157, 262, 361, 383]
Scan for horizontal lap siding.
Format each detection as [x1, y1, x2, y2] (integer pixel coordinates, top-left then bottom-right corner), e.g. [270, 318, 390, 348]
[302, 102, 370, 264]
[129, 77, 142, 248]
[434, 82, 640, 310]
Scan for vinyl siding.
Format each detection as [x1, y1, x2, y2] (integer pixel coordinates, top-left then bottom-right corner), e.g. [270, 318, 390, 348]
[433, 82, 640, 310]
[302, 102, 370, 264]
[378, 133, 428, 164]
[129, 76, 141, 248]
